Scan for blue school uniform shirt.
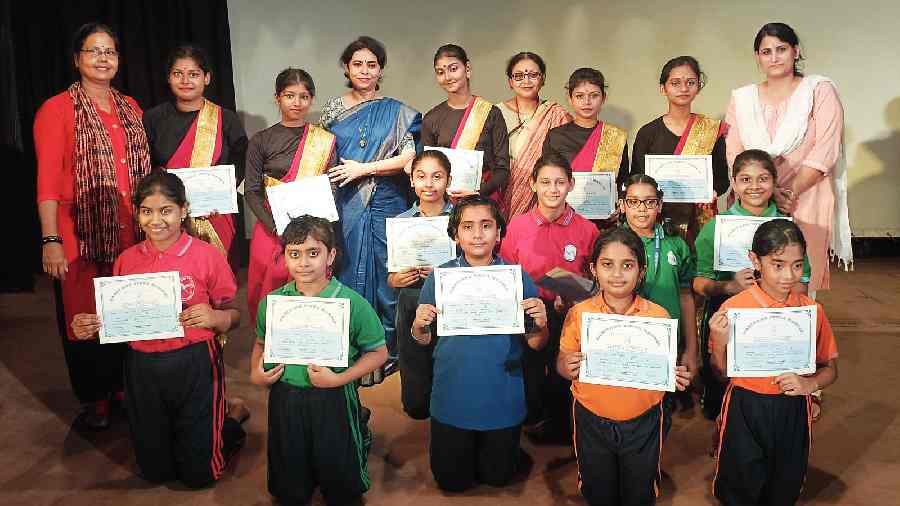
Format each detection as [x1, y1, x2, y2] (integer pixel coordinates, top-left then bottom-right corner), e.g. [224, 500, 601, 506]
[419, 254, 539, 430]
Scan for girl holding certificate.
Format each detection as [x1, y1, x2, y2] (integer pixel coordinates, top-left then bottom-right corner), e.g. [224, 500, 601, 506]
[499, 153, 598, 443]
[630, 56, 729, 244]
[557, 228, 691, 506]
[389, 150, 454, 419]
[244, 68, 336, 324]
[412, 196, 549, 492]
[35, 23, 152, 430]
[707, 219, 838, 506]
[619, 174, 698, 412]
[422, 44, 510, 200]
[497, 52, 572, 219]
[250, 216, 387, 505]
[143, 44, 248, 259]
[694, 150, 810, 422]
[71, 170, 248, 487]
[320, 36, 422, 382]
[542, 67, 629, 231]
[724, 22, 849, 295]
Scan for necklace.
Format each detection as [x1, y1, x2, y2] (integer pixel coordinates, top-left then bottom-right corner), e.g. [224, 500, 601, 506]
[514, 96, 538, 129]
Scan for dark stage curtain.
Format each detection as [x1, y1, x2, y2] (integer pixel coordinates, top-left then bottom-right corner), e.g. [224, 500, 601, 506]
[3, 0, 239, 292]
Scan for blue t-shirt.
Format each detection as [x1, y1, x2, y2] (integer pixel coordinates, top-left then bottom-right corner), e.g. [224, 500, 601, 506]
[419, 255, 539, 430]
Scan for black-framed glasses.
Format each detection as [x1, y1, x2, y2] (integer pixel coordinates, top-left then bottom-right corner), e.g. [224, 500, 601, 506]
[623, 198, 661, 209]
[511, 71, 542, 82]
[81, 47, 118, 59]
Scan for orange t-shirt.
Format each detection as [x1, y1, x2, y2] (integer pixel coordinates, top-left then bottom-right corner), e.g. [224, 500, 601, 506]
[560, 294, 670, 421]
[714, 284, 839, 395]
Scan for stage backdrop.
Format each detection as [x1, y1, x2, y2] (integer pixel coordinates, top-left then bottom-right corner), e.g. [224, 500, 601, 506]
[228, 0, 900, 238]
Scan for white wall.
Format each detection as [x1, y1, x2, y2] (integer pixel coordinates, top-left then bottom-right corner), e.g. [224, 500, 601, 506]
[228, 0, 900, 237]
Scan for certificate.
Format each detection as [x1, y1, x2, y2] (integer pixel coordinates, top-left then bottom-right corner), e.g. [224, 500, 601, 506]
[644, 154, 714, 203]
[265, 174, 339, 235]
[94, 271, 184, 344]
[434, 265, 524, 336]
[168, 165, 239, 217]
[566, 172, 616, 219]
[386, 216, 456, 272]
[713, 215, 792, 272]
[578, 313, 678, 392]
[425, 146, 483, 193]
[263, 295, 350, 367]
[726, 306, 817, 377]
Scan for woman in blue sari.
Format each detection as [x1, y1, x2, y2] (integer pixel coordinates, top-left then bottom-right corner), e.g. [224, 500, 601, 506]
[321, 36, 421, 382]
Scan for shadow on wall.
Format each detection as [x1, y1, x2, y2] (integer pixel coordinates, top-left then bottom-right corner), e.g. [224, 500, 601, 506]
[848, 96, 900, 238]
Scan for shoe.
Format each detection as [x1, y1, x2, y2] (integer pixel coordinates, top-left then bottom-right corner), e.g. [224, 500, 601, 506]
[74, 401, 110, 431]
[226, 398, 251, 424]
[523, 418, 570, 446]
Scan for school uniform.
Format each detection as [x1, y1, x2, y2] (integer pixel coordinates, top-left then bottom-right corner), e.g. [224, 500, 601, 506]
[712, 285, 837, 505]
[114, 233, 245, 487]
[499, 205, 598, 431]
[256, 277, 385, 505]
[394, 201, 453, 420]
[418, 255, 539, 491]
[694, 202, 810, 420]
[560, 295, 672, 506]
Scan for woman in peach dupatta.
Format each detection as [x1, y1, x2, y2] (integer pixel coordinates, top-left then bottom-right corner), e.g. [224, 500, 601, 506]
[497, 52, 571, 219]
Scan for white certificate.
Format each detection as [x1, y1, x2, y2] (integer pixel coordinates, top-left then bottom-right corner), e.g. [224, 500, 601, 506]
[434, 265, 524, 336]
[713, 215, 792, 272]
[644, 154, 714, 203]
[425, 146, 483, 193]
[263, 295, 350, 367]
[566, 172, 616, 219]
[578, 313, 678, 392]
[265, 174, 339, 235]
[726, 306, 817, 377]
[94, 271, 184, 344]
[386, 216, 456, 272]
[168, 165, 239, 217]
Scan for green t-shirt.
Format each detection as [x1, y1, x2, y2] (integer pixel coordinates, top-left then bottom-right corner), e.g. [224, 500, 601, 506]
[628, 224, 696, 323]
[256, 278, 386, 389]
[695, 201, 811, 283]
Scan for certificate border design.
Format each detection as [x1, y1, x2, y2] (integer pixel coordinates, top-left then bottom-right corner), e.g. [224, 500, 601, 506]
[265, 174, 340, 234]
[726, 305, 817, 377]
[168, 164, 239, 217]
[434, 265, 525, 336]
[713, 215, 793, 272]
[263, 295, 350, 368]
[578, 312, 679, 392]
[94, 271, 185, 344]
[566, 172, 616, 219]
[386, 216, 456, 272]
[644, 154, 714, 204]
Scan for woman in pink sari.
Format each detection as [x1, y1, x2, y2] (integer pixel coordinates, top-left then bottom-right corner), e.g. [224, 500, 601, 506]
[725, 22, 849, 294]
[497, 52, 571, 220]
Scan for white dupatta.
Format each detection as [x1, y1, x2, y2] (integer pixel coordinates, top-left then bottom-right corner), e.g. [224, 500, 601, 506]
[732, 75, 852, 270]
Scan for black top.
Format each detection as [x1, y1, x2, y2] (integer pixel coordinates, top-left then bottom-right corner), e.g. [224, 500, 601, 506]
[142, 101, 248, 185]
[542, 121, 630, 190]
[421, 101, 510, 196]
[630, 116, 730, 195]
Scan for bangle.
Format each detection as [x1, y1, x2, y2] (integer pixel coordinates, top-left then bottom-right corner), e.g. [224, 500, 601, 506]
[42, 235, 63, 245]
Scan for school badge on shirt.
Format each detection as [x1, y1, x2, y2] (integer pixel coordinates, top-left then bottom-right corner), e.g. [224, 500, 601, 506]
[667, 251, 678, 266]
[564, 244, 577, 262]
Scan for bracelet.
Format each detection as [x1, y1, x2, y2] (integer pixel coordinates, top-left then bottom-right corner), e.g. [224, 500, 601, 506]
[42, 235, 63, 245]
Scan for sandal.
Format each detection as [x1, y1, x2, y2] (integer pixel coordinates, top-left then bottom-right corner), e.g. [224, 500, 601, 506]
[810, 394, 822, 423]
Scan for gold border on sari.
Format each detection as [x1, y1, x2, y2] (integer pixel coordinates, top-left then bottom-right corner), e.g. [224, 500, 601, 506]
[189, 99, 220, 168]
[592, 123, 627, 172]
[264, 125, 335, 187]
[681, 114, 721, 156]
[456, 97, 493, 150]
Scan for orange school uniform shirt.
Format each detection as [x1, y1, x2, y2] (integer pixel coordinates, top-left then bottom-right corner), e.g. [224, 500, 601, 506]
[715, 284, 838, 395]
[560, 294, 670, 421]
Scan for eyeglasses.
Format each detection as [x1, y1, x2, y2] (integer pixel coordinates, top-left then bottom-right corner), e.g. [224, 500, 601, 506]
[80, 47, 118, 59]
[623, 198, 661, 209]
[511, 71, 542, 82]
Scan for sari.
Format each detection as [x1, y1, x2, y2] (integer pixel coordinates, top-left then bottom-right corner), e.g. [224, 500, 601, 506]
[246, 124, 335, 323]
[323, 97, 422, 355]
[499, 101, 572, 219]
[572, 121, 628, 231]
[164, 99, 233, 256]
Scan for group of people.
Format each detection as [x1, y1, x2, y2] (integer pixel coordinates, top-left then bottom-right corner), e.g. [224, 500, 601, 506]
[35, 19, 846, 506]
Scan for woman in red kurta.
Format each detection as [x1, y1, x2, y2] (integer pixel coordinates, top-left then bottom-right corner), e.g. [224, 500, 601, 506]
[35, 22, 151, 430]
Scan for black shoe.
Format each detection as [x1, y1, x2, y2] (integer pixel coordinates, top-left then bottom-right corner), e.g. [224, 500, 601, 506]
[74, 404, 110, 432]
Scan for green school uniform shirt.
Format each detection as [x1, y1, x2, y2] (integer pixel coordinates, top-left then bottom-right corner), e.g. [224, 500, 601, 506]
[695, 201, 811, 283]
[627, 223, 696, 323]
[256, 278, 386, 389]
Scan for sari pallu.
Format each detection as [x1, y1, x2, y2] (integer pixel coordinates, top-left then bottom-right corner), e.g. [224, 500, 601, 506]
[451, 96, 496, 201]
[326, 97, 422, 355]
[164, 99, 233, 257]
[571, 121, 627, 231]
[501, 101, 572, 219]
[246, 124, 335, 323]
